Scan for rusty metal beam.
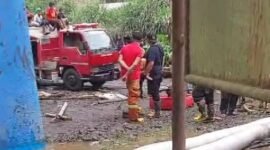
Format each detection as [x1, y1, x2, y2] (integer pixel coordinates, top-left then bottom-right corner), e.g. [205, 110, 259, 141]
[186, 74, 270, 101]
[172, 0, 187, 149]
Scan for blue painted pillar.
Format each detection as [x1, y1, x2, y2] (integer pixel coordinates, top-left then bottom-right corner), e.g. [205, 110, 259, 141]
[0, 1, 45, 150]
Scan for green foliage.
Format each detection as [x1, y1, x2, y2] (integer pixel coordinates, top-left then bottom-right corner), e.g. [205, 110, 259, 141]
[120, 0, 170, 34]
[26, 0, 47, 12]
[158, 34, 171, 66]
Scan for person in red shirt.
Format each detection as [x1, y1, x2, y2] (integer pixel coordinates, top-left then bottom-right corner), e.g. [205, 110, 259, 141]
[118, 32, 144, 123]
[46, 2, 63, 30]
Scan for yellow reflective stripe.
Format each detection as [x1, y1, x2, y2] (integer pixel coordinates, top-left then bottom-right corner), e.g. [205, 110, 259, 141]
[128, 105, 140, 109]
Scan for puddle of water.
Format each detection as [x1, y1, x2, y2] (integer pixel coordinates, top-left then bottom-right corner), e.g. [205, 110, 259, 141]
[46, 142, 99, 150]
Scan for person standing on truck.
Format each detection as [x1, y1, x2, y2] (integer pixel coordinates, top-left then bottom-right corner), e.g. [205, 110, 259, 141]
[46, 2, 63, 30]
[192, 86, 215, 122]
[144, 33, 164, 118]
[118, 31, 144, 123]
[220, 92, 239, 117]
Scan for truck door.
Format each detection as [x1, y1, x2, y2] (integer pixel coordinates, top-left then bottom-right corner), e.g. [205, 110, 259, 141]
[60, 32, 90, 76]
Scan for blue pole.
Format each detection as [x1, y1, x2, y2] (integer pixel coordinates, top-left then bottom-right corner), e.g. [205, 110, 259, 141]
[0, 1, 45, 150]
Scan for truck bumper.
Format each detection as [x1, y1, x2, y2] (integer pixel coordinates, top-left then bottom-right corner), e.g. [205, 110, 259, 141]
[89, 69, 120, 82]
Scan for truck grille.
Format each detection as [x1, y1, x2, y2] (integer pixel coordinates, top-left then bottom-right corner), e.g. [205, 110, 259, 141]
[99, 64, 114, 72]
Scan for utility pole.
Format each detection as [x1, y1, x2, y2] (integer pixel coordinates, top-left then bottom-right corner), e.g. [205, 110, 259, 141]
[172, 0, 187, 149]
[0, 1, 44, 149]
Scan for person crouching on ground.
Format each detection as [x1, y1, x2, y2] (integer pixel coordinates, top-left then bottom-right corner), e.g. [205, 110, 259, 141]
[118, 31, 144, 123]
[192, 86, 215, 122]
[144, 33, 164, 118]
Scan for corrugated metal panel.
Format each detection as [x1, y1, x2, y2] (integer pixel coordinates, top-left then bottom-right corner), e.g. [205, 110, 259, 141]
[187, 0, 270, 92]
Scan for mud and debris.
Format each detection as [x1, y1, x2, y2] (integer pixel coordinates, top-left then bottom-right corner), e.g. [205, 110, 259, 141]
[41, 79, 270, 149]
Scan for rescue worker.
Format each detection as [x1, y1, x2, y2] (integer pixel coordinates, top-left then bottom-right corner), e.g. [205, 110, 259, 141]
[220, 92, 238, 116]
[118, 31, 144, 123]
[144, 33, 164, 118]
[192, 86, 215, 122]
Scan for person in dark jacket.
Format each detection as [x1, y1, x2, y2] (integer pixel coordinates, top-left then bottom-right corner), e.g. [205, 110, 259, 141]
[144, 33, 164, 118]
[192, 86, 215, 122]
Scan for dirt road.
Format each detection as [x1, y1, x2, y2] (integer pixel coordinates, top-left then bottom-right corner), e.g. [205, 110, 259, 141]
[41, 79, 270, 149]
[42, 79, 172, 143]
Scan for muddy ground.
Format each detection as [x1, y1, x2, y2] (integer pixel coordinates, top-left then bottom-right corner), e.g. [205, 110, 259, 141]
[41, 79, 270, 149]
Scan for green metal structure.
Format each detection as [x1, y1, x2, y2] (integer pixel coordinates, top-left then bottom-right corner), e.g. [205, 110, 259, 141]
[186, 0, 270, 101]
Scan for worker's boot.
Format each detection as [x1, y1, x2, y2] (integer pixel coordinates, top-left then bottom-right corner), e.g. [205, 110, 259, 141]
[148, 101, 161, 118]
[204, 104, 215, 122]
[154, 101, 161, 118]
[128, 106, 144, 123]
[194, 101, 207, 122]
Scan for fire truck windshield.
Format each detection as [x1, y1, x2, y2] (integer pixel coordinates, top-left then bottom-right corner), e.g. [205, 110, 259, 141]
[83, 30, 113, 53]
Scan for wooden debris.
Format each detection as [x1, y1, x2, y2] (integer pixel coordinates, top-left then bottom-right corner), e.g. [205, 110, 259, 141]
[98, 99, 126, 104]
[58, 102, 68, 117]
[45, 113, 72, 120]
[39, 91, 52, 99]
[45, 102, 72, 121]
[77, 95, 95, 99]
[243, 104, 256, 113]
[95, 93, 127, 100]
[39, 91, 64, 100]
[92, 93, 128, 105]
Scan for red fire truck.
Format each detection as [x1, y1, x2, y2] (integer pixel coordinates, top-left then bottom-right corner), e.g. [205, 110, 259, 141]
[30, 23, 120, 91]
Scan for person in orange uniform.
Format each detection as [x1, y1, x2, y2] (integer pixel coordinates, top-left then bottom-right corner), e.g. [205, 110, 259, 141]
[46, 2, 63, 30]
[118, 32, 144, 123]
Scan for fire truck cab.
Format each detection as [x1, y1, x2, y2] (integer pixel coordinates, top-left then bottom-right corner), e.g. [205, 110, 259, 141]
[30, 23, 120, 90]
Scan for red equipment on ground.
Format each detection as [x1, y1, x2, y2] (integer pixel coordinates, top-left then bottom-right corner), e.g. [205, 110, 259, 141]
[149, 89, 194, 110]
[30, 23, 120, 91]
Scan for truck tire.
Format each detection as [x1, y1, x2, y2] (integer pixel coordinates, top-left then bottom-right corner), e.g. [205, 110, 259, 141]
[63, 69, 83, 91]
[91, 81, 105, 90]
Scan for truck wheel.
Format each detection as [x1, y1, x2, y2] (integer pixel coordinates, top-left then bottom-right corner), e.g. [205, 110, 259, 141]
[63, 69, 83, 91]
[91, 81, 105, 90]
